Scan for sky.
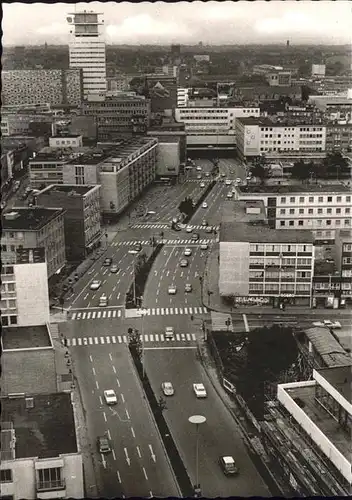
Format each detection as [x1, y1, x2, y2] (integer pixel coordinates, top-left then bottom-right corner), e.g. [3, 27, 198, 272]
[2, 1, 352, 46]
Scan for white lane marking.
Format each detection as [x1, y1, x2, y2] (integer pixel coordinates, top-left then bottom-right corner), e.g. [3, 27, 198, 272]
[107, 429, 111, 440]
[101, 337, 105, 344]
[125, 408, 130, 420]
[116, 378, 120, 387]
[149, 444, 156, 462]
[136, 445, 142, 458]
[121, 393, 125, 403]
[92, 367, 96, 375]
[94, 337, 99, 344]
[131, 427, 135, 438]
[106, 336, 111, 344]
[117, 470, 122, 483]
[89, 355, 93, 362]
[103, 412, 107, 422]
[109, 353, 112, 361]
[191, 333, 196, 341]
[176, 333, 181, 341]
[112, 449, 116, 461]
[123, 335, 127, 343]
[155, 334, 159, 342]
[143, 467, 148, 480]
[96, 380, 99, 389]
[112, 365, 116, 374]
[186, 333, 191, 341]
[112, 336, 116, 343]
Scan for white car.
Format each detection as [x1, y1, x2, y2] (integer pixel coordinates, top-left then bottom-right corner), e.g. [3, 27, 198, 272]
[186, 226, 193, 233]
[200, 182, 205, 188]
[235, 178, 242, 184]
[202, 202, 208, 208]
[104, 389, 118, 405]
[196, 166, 202, 171]
[193, 383, 207, 398]
[184, 248, 192, 257]
[90, 280, 101, 290]
[168, 285, 177, 295]
[165, 326, 175, 339]
[227, 192, 233, 199]
[162, 382, 174, 396]
[200, 243, 209, 250]
[312, 320, 342, 329]
[225, 179, 232, 185]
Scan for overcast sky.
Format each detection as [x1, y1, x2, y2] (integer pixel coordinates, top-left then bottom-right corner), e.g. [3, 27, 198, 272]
[3, 1, 352, 46]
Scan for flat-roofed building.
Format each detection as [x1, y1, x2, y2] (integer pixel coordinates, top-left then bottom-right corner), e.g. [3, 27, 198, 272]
[1, 248, 50, 328]
[335, 229, 352, 303]
[0, 391, 83, 499]
[325, 123, 352, 152]
[219, 200, 315, 306]
[36, 184, 101, 261]
[1, 207, 66, 278]
[276, 366, 352, 489]
[235, 183, 352, 244]
[49, 135, 83, 148]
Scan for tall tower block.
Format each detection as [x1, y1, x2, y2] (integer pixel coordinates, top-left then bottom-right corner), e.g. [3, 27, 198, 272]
[67, 10, 106, 97]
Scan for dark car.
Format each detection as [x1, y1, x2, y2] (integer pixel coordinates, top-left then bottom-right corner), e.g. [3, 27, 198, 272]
[191, 233, 199, 241]
[219, 456, 239, 476]
[103, 257, 112, 267]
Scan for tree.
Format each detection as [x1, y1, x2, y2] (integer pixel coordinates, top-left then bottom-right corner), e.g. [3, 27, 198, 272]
[128, 328, 142, 359]
[323, 152, 349, 179]
[178, 196, 194, 217]
[251, 163, 267, 185]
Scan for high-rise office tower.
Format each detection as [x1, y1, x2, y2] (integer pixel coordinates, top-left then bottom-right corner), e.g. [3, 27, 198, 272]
[67, 10, 106, 98]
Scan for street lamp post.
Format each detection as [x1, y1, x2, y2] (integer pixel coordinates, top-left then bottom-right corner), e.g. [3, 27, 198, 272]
[188, 415, 206, 498]
[128, 249, 139, 306]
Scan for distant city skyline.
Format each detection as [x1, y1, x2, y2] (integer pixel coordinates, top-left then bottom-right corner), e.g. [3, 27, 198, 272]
[2, 1, 352, 46]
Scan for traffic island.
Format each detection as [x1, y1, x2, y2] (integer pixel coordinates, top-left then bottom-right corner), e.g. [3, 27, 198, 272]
[128, 341, 194, 497]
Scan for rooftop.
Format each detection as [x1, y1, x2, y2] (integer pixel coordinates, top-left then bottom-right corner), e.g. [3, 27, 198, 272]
[317, 365, 352, 404]
[284, 383, 351, 464]
[222, 199, 266, 223]
[30, 146, 90, 163]
[37, 184, 97, 196]
[220, 220, 314, 244]
[2, 326, 51, 350]
[304, 327, 351, 368]
[0, 392, 77, 460]
[238, 183, 350, 194]
[2, 207, 64, 231]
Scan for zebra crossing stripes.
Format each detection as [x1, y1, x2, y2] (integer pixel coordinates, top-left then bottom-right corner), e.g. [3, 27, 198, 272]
[70, 309, 122, 321]
[130, 223, 220, 231]
[67, 333, 197, 347]
[111, 239, 213, 247]
[139, 306, 208, 316]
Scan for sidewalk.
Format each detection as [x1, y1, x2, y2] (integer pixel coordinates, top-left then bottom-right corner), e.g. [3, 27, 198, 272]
[52, 330, 99, 497]
[202, 245, 350, 317]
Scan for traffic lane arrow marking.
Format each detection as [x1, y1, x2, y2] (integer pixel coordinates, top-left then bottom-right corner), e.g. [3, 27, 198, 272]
[124, 447, 131, 466]
[148, 444, 156, 462]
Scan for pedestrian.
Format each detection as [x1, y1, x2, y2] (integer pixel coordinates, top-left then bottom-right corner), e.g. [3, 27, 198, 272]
[190, 314, 194, 321]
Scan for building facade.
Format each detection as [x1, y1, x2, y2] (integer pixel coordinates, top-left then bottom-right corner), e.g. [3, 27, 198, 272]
[36, 184, 102, 261]
[1, 207, 66, 278]
[235, 117, 326, 157]
[175, 106, 260, 148]
[81, 94, 150, 141]
[1, 69, 83, 106]
[235, 185, 352, 244]
[266, 71, 292, 87]
[67, 10, 106, 97]
[312, 64, 326, 76]
[49, 135, 83, 148]
[177, 88, 190, 107]
[325, 123, 352, 152]
[0, 392, 84, 500]
[0, 248, 50, 328]
[219, 214, 315, 306]
[335, 229, 352, 303]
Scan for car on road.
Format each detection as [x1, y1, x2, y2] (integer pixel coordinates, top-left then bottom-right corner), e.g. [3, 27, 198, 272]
[165, 326, 175, 339]
[97, 436, 111, 454]
[197, 174, 202, 179]
[196, 166, 202, 171]
[225, 179, 232, 185]
[99, 294, 108, 307]
[104, 389, 118, 405]
[200, 243, 209, 250]
[184, 248, 192, 256]
[110, 264, 119, 273]
[168, 285, 177, 295]
[219, 456, 239, 476]
[185, 283, 192, 292]
[193, 383, 207, 398]
[180, 259, 189, 267]
[227, 192, 233, 199]
[202, 219, 208, 226]
[205, 226, 213, 233]
[235, 177, 242, 184]
[312, 320, 342, 329]
[103, 257, 112, 266]
[90, 280, 101, 290]
[200, 182, 205, 187]
[186, 225, 193, 233]
[205, 172, 210, 177]
[192, 233, 199, 241]
[202, 202, 208, 208]
[161, 382, 174, 396]
[221, 173, 226, 177]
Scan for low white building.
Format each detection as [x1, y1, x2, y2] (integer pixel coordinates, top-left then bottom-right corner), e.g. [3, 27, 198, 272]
[311, 64, 326, 76]
[49, 135, 83, 148]
[177, 88, 190, 107]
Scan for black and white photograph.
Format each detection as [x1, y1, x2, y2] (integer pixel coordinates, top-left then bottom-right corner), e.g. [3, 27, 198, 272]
[1, 1, 351, 498]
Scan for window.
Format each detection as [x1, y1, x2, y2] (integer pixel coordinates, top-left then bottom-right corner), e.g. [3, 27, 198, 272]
[299, 197, 304, 203]
[280, 221, 285, 226]
[280, 208, 286, 214]
[38, 467, 63, 490]
[326, 220, 332, 226]
[346, 196, 351, 203]
[299, 208, 304, 214]
[346, 207, 351, 214]
[0, 469, 13, 482]
[289, 208, 295, 214]
[1, 244, 7, 251]
[345, 219, 351, 226]
[327, 208, 332, 214]
[308, 208, 313, 214]
[280, 197, 286, 203]
[318, 196, 323, 203]
[336, 208, 341, 214]
[309, 196, 314, 203]
[290, 197, 295, 203]
[337, 196, 342, 202]
[298, 220, 303, 226]
[9, 315, 17, 325]
[289, 221, 294, 226]
[327, 196, 332, 202]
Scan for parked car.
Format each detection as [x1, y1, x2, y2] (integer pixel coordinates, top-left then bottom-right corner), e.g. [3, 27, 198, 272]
[312, 320, 342, 329]
[200, 182, 205, 188]
[219, 456, 239, 476]
[197, 174, 202, 179]
[161, 382, 174, 396]
[202, 219, 208, 226]
[186, 226, 193, 233]
[196, 166, 202, 171]
[202, 202, 208, 208]
[227, 192, 233, 199]
[205, 226, 213, 233]
[225, 179, 232, 185]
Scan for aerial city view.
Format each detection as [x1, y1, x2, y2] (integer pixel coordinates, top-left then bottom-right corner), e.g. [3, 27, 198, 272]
[1, 1, 352, 498]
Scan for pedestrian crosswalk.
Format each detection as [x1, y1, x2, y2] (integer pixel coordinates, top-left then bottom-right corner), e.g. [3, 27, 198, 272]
[68, 305, 209, 321]
[66, 332, 197, 347]
[130, 223, 220, 231]
[111, 238, 215, 247]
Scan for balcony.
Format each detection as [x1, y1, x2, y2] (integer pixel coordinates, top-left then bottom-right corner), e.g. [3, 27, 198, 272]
[37, 479, 66, 492]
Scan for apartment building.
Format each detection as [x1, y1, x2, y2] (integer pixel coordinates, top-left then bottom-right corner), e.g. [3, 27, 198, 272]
[1, 69, 83, 106]
[145, 74, 178, 113]
[67, 10, 106, 97]
[312, 64, 326, 76]
[308, 95, 352, 123]
[175, 106, 260, 148]
[325, 123, 352, 152]
[276, 366, 352, 489]
[1, 207, 66, 278]
[177, 88, 190, 107]
[36, 184, 101, 261]
[219, 200, 315, 306]
[335, 229, 352, 302]
[1, 248, 49, 328]
[29, 147, 91, 189]
[64, 138, 158, 216]
[0, 392, 83, 500]
[235, 116, 326, 157]
[235, 184, 352, 244]
[1, 113, 54, 137]
[266, 70, 292, 87]
[81, 94, 150, 141]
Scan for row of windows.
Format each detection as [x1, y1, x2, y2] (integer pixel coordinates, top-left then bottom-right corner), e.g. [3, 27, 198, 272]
[250, 271, 311, 279]
[0, 299, 17, 310]
[250, 257, 312, 266]
[279, 195, 351, 203]
[279, 219, 350, 228]
[280, 207, 350, 215]
[1, 315, 17, 326]
[249, 244, 312, 253]
[248, 283, 311, 292]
